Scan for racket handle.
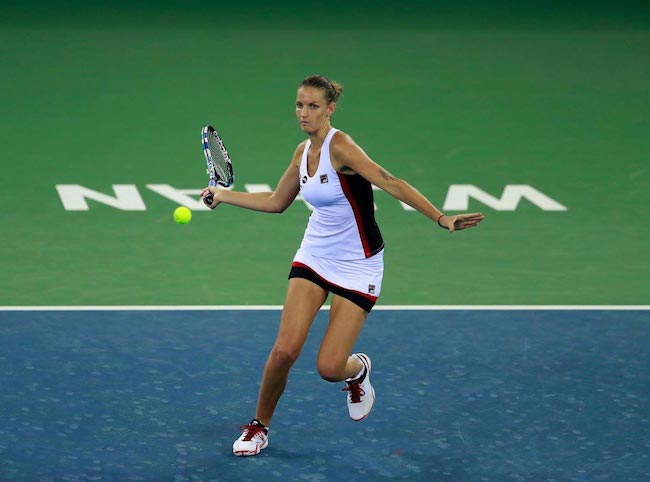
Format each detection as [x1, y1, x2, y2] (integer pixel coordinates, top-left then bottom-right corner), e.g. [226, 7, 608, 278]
[204, 193, 214, 207]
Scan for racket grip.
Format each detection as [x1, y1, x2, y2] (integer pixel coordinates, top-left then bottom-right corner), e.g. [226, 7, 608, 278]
[204, 193, 214, 207]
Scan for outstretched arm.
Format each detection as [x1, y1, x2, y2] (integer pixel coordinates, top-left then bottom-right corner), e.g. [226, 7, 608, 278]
[330, 132, 483, 232]
[201, 143, 304, 214]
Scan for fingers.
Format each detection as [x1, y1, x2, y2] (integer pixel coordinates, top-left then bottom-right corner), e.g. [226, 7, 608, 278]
[204, 195, 217, 209]
[455, 220, 483, 230]
[444, 213, 485, 232]
[457, 213, 484, 229]
[438, 213, 485, 232]
[200, 187, 217, 209]
[457, 222, 480, 229]
[458, 213, 484, 221]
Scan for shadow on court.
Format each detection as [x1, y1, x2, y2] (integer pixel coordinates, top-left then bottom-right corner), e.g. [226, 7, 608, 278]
[0, 310, 648, 481]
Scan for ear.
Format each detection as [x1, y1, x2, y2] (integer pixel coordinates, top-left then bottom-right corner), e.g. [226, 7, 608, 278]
[327, 102, 337, 117]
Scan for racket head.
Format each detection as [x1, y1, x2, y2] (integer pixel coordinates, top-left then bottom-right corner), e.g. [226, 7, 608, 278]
[201, 125, 234, 188]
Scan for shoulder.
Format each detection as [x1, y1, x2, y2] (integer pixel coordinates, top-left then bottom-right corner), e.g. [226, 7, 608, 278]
[291, 140, 308, 166]
[330, 130, 369, 173]
[297, 139, 309, 150]
[330, 130, 369, 160]
[330, 129, 354, 148]
[295, 140, 308, 155]
[330, 130, 360, 158]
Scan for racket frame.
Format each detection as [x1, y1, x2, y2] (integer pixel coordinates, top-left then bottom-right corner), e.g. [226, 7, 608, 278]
[201, 125, 234, 188]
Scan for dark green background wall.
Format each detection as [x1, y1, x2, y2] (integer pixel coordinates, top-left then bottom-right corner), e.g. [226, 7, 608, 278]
[1, 1, 649, 305]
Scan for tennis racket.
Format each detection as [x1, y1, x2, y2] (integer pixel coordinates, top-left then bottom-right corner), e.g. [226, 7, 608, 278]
[201, 125, 234, 206]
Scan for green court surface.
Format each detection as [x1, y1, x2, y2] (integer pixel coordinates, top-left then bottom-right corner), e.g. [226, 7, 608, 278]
[1, 1, 649, 306]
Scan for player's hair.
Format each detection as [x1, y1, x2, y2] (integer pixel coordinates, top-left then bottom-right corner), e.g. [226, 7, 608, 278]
[300, 75, 343, 104]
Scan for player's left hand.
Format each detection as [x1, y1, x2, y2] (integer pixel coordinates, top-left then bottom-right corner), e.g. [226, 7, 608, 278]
[438, 213, 484, 232]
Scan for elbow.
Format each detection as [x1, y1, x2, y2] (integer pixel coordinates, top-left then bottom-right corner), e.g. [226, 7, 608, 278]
[273, 204, 289, 214]
[267, 197, 284, 213]
[268, 193, 291, 213]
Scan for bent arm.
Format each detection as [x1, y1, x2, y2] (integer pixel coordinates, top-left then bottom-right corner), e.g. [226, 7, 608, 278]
[203, 144, 303, 214]
[330, 133, 444, 223]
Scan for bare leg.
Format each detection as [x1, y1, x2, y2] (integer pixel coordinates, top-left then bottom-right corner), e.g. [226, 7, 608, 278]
[255, 278, 327, 426]
[315, 295, 368, 382]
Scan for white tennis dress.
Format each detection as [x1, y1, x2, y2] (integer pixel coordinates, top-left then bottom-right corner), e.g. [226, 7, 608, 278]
[292, 128, 384, 300]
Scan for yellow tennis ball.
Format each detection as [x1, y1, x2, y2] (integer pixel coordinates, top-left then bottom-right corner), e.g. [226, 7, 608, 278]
[173, 206, 192, 224]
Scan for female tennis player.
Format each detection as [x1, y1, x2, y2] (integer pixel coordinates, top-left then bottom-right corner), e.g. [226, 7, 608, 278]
[201, 75, 484, 456]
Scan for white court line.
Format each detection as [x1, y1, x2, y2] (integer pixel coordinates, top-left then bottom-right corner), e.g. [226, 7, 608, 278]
[0, 305, 649, 311]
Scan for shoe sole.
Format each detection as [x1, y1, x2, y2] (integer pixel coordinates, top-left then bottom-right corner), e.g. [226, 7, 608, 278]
[350, 353, 374, 421]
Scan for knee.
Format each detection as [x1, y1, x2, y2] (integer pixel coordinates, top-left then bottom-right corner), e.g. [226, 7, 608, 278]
[268, 346, 301, 370]
[316, 360, 346, 382]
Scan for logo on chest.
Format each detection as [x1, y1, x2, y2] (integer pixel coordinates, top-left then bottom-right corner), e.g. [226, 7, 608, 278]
[319, 174, 328, 184]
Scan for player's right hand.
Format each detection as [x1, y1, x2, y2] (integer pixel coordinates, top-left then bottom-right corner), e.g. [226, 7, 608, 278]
[201, 187, 221, 209]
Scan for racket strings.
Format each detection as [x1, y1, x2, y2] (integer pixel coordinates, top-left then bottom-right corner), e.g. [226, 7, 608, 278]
[207, 133, 231, 183]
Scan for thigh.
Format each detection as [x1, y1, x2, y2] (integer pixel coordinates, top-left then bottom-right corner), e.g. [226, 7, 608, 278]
[273, 278, 328, 352]
[317, 294, 368, 366]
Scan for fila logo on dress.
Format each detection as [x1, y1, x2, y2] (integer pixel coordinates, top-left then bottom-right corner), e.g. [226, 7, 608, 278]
[320, 174, 328, 184]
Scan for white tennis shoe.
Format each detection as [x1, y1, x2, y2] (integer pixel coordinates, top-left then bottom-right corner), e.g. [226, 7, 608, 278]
[232, 419, 269, 456]
[343, 353, 375, 421]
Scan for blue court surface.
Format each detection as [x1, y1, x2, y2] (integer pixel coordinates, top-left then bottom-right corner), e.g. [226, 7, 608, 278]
[0, 309, 648, 481]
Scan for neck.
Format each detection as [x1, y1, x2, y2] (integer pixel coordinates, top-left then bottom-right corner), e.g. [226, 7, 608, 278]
[307, 122, 332, 147]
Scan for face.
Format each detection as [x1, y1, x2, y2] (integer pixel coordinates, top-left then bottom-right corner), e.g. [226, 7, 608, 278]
[296, 86, 335, 133]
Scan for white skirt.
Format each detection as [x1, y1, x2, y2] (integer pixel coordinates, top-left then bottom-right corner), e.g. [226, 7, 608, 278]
[292, 247, 384, 298]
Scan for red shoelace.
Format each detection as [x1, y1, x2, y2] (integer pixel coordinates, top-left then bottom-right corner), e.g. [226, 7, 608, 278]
[342, 382, 366, 403]
[240, 424, 266, 441]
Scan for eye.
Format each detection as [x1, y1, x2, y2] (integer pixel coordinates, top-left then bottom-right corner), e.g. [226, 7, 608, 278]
[310, 104, 319, 110]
